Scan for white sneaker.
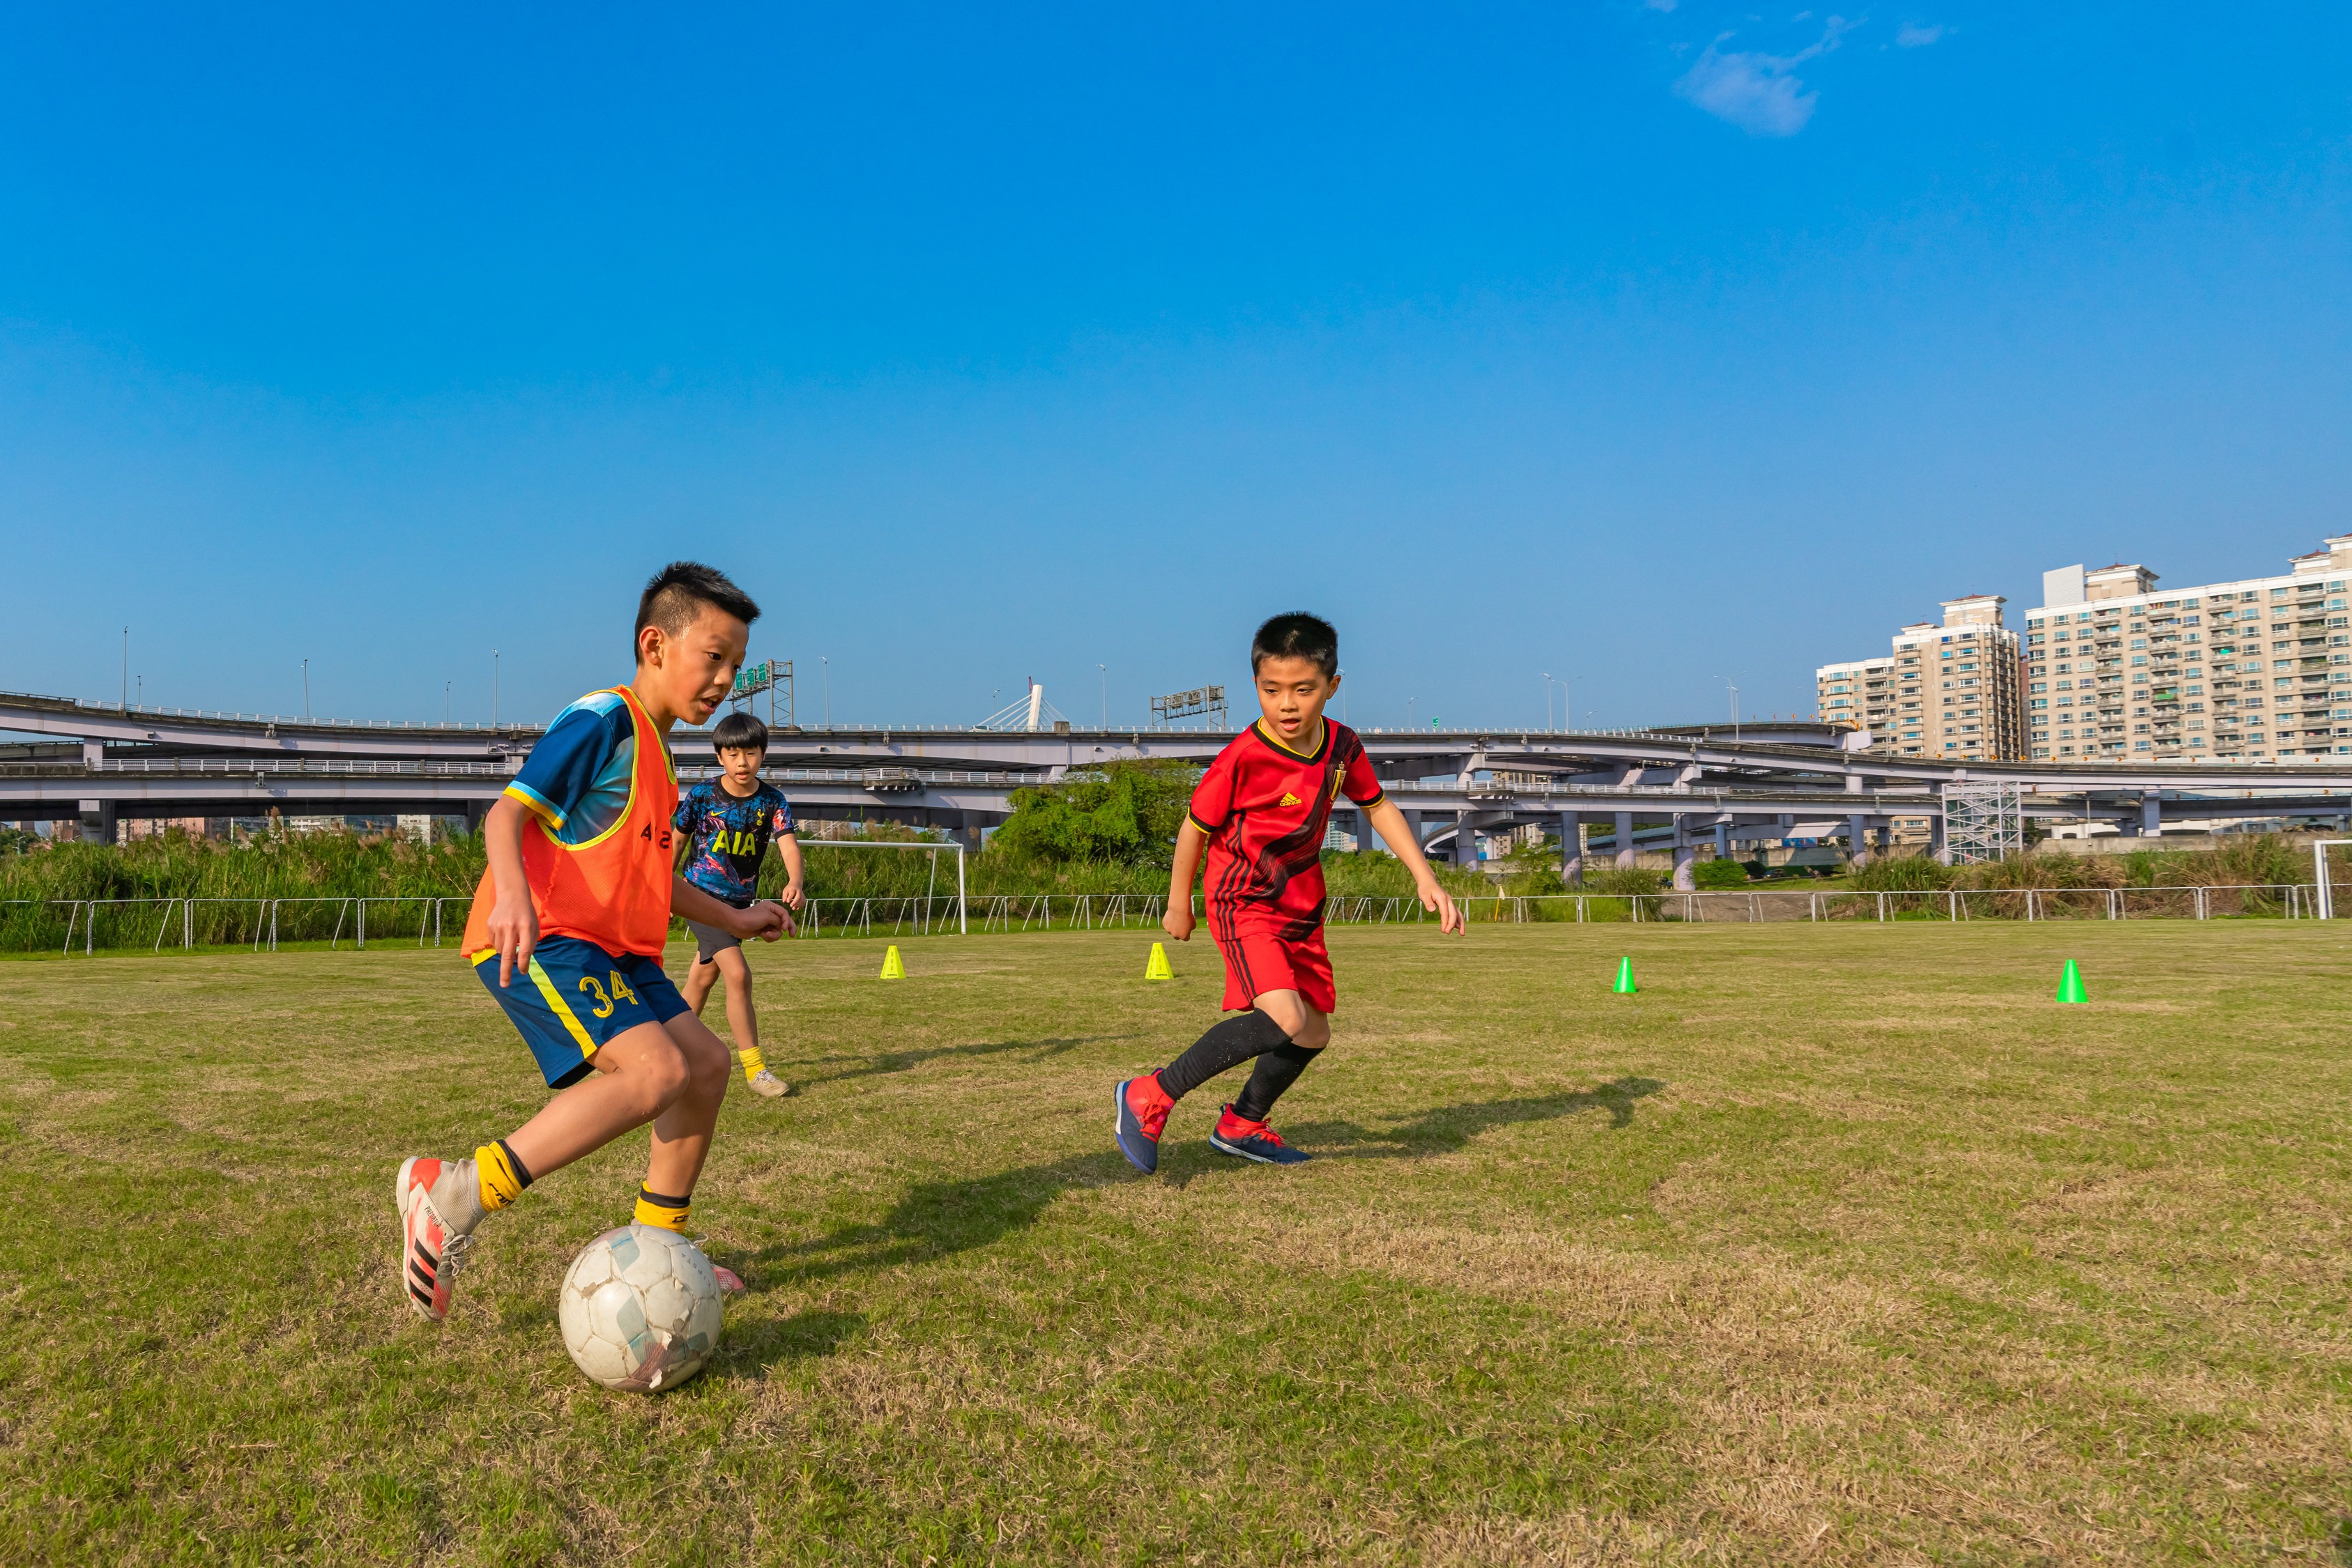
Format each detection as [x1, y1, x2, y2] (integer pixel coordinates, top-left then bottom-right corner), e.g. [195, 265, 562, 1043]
[747, 1069, 795, 1098]
[395, 1156, 473, 1323]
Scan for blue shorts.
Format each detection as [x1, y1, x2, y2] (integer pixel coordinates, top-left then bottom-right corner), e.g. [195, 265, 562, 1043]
[473, 935, 690, 1089]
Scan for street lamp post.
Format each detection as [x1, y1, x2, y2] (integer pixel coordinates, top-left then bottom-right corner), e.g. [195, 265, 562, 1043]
[303, 658, 311, 721]
[1097, 663, 1107, 730]
[820, 656, 830, 728]
[1717, 677, 1739, 746]
[493, 650, 500, 728]
[121, 627, 129, 712]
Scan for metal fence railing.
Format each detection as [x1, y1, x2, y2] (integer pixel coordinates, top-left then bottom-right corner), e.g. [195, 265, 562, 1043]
[0, 882, 2328, 955]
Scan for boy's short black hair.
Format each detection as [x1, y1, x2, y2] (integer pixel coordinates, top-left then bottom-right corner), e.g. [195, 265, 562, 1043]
[1251, 612, 1339, 679]
[635, 561, 761, 659]
[712, 711, 769, 753]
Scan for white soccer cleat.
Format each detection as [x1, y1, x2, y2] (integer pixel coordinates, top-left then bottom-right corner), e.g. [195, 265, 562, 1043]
[747, 1069, 795, 1098]
[395, 1156, 473, 1323]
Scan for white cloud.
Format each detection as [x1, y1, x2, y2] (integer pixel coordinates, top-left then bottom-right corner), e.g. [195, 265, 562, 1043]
[1643, 0, 1679, 12]
[1670, 16, 1856, 137]
[1675, 47, 1819, 135]
[1895, 22, 1946, 47]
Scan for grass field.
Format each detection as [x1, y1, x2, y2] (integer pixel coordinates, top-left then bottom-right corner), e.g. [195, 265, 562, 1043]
[3, 921, 2350, 1565]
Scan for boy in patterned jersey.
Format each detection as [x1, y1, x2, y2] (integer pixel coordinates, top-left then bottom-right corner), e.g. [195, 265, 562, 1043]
[392, 562, 793, 1323]
[675, 709, 805, 1099]
[1115, 612, 1462, 1172]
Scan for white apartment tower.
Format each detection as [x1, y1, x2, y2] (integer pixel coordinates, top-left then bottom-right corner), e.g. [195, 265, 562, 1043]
[1815, 595, 2026, 760]
[2027, 537, 2352, 762]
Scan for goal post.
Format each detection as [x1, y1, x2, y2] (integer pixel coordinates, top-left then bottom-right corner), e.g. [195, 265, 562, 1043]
[797, 837, 968, 935]
[2313, 840, 2352, 921]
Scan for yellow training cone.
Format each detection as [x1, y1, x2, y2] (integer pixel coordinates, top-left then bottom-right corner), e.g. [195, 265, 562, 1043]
[879, 944, 907, 980]
[1145, 941, 1174, 981]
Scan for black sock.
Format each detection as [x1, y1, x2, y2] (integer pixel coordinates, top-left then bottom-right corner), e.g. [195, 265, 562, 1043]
[1157, 1008, 1293, 1101]
[1232, 1042, 1322, 1122]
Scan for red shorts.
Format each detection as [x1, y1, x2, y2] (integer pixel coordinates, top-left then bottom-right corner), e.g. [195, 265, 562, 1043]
[1212, 919, 1335, 1015]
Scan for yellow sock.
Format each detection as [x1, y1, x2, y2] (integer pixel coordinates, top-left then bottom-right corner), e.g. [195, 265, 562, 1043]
[475, 1139, 530, 1213]
[634, 1185, 692, 1232]
[736, 1045, 768, 1082]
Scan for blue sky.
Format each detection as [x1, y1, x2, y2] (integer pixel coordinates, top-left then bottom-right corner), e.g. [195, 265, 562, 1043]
[3, 4, 2349, 732]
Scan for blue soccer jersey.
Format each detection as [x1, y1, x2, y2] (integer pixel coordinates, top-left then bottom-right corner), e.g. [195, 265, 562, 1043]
[505, 690, 664, 846]
[675, 780, 795, 906]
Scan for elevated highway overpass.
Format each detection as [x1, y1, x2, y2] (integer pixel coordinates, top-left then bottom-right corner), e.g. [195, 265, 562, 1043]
[6, 688, 2348, 883]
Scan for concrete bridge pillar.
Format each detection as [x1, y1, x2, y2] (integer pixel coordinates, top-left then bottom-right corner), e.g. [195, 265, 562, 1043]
[1931, 810, 1950, 865]
[1559, 810, 1582, 885]
[1672, 817, 1695, 890]
[1355, 806, 1375, 853]
[1614, 811, 1636, 870]
[1847, 813, 1870, 869]
[1713, 822, 1730, 862]
[1456, 811, 1479, 866]
[2141, 792, 2163, 838]
[1404, 809, 1425, 859]
[78, 799, 116, 845]
[464, 797, 489, 837]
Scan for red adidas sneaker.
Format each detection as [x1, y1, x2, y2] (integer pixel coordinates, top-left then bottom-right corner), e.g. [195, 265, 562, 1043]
[395, 1156, 473, 1323]
[1114, 1073, 1175, 1174]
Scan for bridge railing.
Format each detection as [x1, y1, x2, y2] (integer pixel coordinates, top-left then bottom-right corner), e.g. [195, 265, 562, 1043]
[0, 882, 2320, 954]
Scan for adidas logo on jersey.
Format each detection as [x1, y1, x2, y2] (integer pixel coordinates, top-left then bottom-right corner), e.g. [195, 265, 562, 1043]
[1277, 792, 1304, 806]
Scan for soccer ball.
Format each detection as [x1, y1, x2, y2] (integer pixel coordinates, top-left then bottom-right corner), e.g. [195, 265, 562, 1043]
[558, 1224, 724, 1392]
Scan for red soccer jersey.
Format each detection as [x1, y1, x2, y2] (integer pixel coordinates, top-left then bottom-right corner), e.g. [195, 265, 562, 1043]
[1187, 718, 1385, 940]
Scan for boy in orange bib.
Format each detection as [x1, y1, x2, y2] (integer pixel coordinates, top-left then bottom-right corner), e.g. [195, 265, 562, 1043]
[1115, 612, 1462, 1173]
[394, 562, 790, 1323]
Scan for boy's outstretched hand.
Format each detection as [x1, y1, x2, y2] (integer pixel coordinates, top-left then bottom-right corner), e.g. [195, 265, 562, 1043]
[733, 900, 793, 942]
[1419, 877, 1465, 935]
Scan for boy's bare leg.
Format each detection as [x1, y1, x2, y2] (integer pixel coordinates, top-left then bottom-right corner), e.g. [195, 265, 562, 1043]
[636, 1009, 733, 1203]
[502, 1018, 710, 1181]
[397, 1015, 725, 1320]
[710, 945, 793, 1096]
[1247, 988, 1330, 1050]
[682, 953, 721, 1015]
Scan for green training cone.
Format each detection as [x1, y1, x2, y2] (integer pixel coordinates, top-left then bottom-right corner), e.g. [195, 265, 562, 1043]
[2054, 958, 2087, 1004]
[1612, 956, 1638, 995]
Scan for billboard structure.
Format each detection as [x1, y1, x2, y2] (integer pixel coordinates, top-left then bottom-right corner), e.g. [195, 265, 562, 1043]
[731, 659, 793, 730]
[1151, 684, 1228, 728]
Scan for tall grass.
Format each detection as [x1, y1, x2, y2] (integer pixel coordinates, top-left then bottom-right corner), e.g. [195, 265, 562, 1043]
[0, 825, 1496, 952]
[0, 828, 491, 951]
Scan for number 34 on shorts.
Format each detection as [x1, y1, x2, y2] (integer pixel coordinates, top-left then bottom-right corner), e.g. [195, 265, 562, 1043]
[472, 933, 690, 1089]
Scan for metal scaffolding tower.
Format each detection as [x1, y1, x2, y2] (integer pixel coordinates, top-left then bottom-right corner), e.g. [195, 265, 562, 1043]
[1942, 781, 2024, 864]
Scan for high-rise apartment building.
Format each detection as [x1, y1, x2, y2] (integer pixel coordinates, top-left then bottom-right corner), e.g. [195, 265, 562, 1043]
[2026, 537, 2352, 762]
[1815, 595, 2026, 760]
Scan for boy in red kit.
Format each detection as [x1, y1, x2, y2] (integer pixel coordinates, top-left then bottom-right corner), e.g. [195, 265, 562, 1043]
[1115, 612, 1462, 1173]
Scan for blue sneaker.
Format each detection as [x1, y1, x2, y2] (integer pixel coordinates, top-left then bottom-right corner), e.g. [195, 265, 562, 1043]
[1114, 1075, 1173, 1174]
[1208, 1105, 1311, 1166]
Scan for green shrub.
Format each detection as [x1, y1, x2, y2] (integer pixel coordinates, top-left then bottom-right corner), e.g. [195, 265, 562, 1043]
[1691, 857, 1750, 889]
[984, 760, 1196, 868]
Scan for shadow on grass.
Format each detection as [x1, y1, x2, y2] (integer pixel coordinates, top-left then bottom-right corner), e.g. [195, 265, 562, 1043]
[717, 1307, 866, 1376]
[758, 1079, 1667, 1270]
[751, 1149, 1136, 1281]
[1186, 1075, 1668, 1174]
[795, 1033, 1132, 1086]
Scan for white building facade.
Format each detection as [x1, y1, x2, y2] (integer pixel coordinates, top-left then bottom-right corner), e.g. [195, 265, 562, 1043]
[2026, 538, 2352, 763]
[1815, 596, 2026, 760]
